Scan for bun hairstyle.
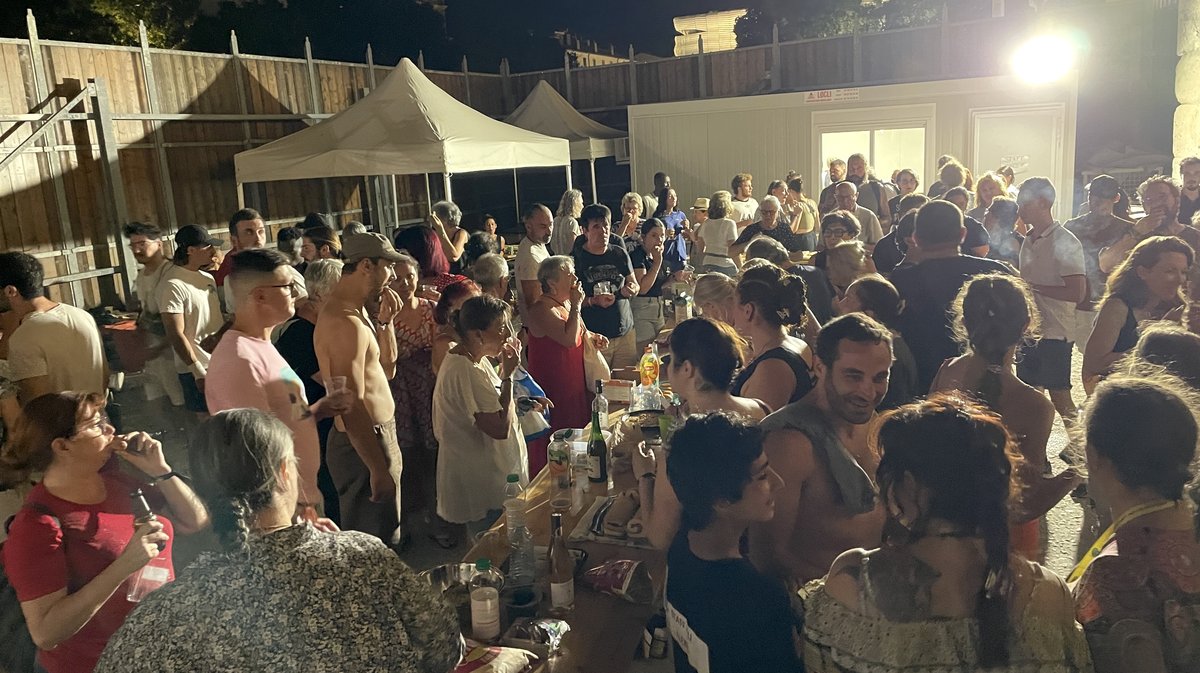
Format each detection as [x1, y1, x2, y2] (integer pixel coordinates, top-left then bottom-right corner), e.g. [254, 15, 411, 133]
[0, 392, 106, 486]
[875, 393, 1021, 668]
[736, 262, 808, 329]
[951, 273, 1039, 408]
[434, 279, 481, 326]
[1085, 374, 1199, 506]
[189, 409, 294, 556]
[1127, 322, 1200, 389]
[668, 317, 748, 392]
[451, 294, 510, 343]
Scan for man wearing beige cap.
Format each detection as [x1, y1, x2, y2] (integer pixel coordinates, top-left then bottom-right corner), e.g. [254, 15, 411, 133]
[314, 232, 405, 547]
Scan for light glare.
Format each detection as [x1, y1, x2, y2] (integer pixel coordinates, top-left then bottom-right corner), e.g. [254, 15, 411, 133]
[1011, 35, 1075, 84]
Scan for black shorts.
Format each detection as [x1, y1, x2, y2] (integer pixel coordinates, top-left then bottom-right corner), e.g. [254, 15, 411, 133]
[177, 373, 209, 413]
[1017, 338, 1073, 391]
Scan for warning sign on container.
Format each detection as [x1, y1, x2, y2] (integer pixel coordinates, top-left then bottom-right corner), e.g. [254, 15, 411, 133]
[803, 88, 861, 103]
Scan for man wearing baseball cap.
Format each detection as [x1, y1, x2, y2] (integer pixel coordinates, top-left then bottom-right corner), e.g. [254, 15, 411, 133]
[159, 224, 225, 413]
[314, 233, 407, 547]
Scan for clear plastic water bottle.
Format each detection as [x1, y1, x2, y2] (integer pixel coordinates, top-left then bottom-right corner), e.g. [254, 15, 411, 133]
[503, 473, 525, 541]
[547, 430, 572, 512]
[469, 558, 504, 642]
[507, 514, 537, 589]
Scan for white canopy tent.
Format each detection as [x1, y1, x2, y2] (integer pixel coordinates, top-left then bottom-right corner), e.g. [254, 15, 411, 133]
[233, 58, 571, 221]
[504, 80, 627, 202]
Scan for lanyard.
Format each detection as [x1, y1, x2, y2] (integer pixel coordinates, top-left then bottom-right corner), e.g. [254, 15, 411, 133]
[1067, 500, 1177, 584]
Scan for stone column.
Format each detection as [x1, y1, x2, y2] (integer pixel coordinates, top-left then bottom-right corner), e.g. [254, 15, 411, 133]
[1175, 0, 1200, 175]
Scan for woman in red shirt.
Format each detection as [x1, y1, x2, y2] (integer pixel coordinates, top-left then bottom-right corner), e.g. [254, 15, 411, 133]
[1, 392, 208, 673]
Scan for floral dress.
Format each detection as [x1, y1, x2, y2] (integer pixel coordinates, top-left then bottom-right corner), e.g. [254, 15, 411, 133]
[391, 299, 439, 515]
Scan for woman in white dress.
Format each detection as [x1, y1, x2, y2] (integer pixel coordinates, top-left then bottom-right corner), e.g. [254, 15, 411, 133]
[432, 294, 532, 537]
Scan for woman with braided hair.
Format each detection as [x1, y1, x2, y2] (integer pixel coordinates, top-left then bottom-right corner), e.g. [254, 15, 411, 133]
[95, 409, 463, 673]
[801, 394, 1093, 673]
[931, 274, 1082, 560]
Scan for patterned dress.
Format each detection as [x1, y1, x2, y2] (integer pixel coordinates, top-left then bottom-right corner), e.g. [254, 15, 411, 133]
[94, 525, 461, 673]
[392, 298, 439, 517]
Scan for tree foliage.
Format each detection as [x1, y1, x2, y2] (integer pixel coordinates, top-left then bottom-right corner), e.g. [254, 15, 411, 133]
[0, 0, 200, 47]
[736, 0, 946, 46]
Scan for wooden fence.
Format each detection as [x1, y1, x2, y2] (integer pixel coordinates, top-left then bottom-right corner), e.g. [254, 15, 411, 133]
[0, 1, 1171, 306]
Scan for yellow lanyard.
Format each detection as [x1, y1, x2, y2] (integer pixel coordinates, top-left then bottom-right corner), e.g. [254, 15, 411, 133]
[1067, 500, 1177, 584]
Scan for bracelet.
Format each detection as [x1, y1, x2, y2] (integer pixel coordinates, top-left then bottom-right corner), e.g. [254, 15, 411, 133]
[149, 471, 180, 484]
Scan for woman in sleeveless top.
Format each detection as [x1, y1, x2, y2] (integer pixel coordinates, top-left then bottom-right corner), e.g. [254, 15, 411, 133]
[931, 274, 1082, 561]
[729, 262, 814, 412]
[524, 256, 595, 439]
[632, 317, 770, 550]
[802, 395, 1092, 673]
[387, 254, 453, 547]
[1083, 235, 1193, 387]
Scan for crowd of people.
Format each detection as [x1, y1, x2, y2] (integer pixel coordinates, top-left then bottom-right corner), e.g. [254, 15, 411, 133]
[0, 150, 1197, 673]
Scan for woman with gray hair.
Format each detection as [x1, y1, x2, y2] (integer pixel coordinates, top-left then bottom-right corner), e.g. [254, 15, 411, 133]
[430, 199, 468, 270]
[551, 188, 584, 256]
[526, 255, 607, 436]
[274, 257, 346, 521]
[95, 409, 463, 673]
[618, 191, 645, 238]
[468, 252, 511, 303]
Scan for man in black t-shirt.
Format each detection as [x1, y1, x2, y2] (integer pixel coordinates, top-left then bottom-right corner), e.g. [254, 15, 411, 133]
[943, 186, 991, 257]
[662, 413, 802, 673]
[572, 203, 640, 368]
[891, 201, 1012, 393]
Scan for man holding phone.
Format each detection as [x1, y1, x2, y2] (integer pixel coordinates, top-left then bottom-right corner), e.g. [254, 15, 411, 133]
[571, 204, 641, 369]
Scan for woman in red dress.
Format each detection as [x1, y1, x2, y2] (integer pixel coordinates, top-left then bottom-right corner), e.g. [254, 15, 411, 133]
[525, 256, 607, 464]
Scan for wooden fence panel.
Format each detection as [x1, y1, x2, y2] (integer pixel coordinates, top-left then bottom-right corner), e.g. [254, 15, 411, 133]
[469, 73, 505, 116]
[779, 37, 854, 89]
[637, 58, 697, 105]
[860, 27, 941, 83]
[426, 70, 468, 103]
[574, 63, 628, 109]
[707, 46, 770, 99]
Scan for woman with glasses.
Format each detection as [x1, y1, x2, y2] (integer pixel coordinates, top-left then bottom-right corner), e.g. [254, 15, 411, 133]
[0, 392, 207, 673]
[432, 295, 534, 539]
[729, 195, 812, 265]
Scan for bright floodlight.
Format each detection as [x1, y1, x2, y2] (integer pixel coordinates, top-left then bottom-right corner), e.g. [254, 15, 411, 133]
[1012, 35, 1075, 84]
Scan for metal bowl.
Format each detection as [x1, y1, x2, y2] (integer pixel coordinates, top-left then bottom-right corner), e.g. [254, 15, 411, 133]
[420, 562, 492, 594]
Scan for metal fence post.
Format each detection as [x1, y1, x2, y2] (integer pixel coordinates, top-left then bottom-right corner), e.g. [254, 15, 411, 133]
[137, 22, 179, 232]
[698, 35, 707, 98]
[462, 55, 472, 106]
[563, 51, 573, 104]
[771, 23, 782, 90]
[25, 10, 85, 303]
[90, 78, 138, 300]
[303, 37, 333, 215]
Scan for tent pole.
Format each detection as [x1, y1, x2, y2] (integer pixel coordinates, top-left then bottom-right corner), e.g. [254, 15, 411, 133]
[424, 174, 432, 216]
[565, 164, 572, 190]
[389, 175, 400, 231]
[589, 158, 598, 204]
[513, 169, 520, 219]
[443, 173, 453, 202]
[236, 182, 246, 209]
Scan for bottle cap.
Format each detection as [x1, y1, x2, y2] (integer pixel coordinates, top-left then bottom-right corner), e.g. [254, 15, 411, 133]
[506, 473, 520, 483]
[476, 558, 492, 571]
[595, 379, 604, 393]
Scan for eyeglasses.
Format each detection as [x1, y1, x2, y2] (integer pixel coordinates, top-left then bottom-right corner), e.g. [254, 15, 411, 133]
[823, 228, 849, 237]
[261, 281, 302, 296]
[69, 414, 112, 439]
[760, 209, 778, 215]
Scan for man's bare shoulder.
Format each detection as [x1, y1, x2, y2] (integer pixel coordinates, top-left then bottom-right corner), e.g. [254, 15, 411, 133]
[762, 426, 817, 477]
[315, 302, 370, 342]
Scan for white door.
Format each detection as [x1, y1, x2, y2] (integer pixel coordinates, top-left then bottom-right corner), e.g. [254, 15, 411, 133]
[970, 104, 1068, 218]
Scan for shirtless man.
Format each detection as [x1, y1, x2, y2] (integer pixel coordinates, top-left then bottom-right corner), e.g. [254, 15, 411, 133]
[314, 233, 404, 547]
[749, 313, 892, 585]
